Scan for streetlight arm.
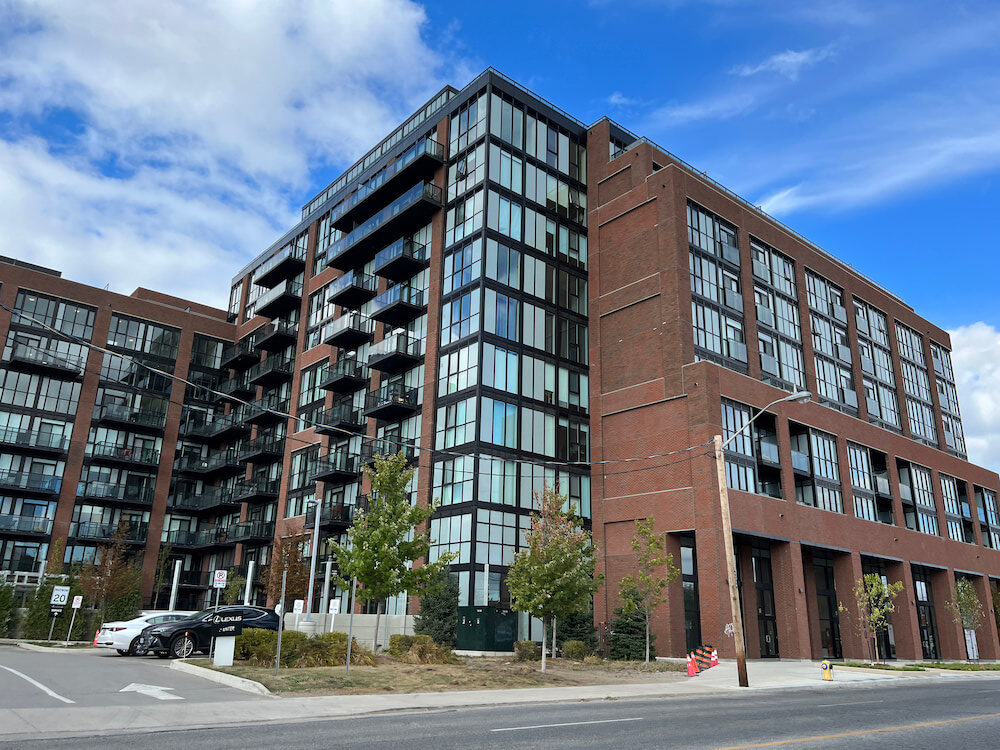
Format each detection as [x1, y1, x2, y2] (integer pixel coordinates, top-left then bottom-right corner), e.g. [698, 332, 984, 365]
[719, 391, 810, 452]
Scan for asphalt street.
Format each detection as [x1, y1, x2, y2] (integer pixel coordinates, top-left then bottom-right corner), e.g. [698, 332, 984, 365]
[11, 672, 1000, 749]
[0, 645, 255, 708]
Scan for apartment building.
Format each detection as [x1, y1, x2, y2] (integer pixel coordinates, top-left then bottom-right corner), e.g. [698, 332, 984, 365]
[2, 69, 999, 661]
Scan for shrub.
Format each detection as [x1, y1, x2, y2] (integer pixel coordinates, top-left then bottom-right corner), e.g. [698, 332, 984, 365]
[414, 569, 459, 647]
[276, 629, 310, 666]
[235, 628, 277, 664]
[515, 640, 540, 661]
[562, 640, 592, 661]
[608, 588, 653, 660]
[292, 637, 338, 668]
[398, 634, 456, 664]
[583, 655, 603, 665]
[557, 606, 597, 650]
[315, 631, 376, 666]
[388, 634, 416, 657]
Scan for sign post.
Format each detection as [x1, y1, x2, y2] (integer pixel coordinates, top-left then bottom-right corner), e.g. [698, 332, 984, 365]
[64, 595, 83, 645]
[48, 585, 70, 641]
[293, 598, 304, 631]
[210, 570, 227, 657]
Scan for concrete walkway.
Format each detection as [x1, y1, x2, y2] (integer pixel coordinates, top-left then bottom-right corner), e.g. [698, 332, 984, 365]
[0, 657, 987, 742]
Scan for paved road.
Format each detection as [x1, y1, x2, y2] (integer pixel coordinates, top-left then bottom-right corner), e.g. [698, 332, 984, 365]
[13, 673, 1000, 748]
[0, 645, 255, 709]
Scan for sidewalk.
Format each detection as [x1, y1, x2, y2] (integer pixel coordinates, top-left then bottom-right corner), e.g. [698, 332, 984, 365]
[0, 658, 979, 742]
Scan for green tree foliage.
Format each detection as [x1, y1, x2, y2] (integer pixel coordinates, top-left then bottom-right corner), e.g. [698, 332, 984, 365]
[334, 452, 456, 651]
[20, 577, 92, 640]
[77, 522, 142, 625]
[150, 543, 173, 609]
[946, 577, 986, 659]
[557, 602, 597, 650]
[506, 486, 602, 672]
[224, 574, 247, 605]
[618, 517, 679, 663]
[839, 573, 904, 664]
[414, 568, 459, 647]
[0, 581, 17, 637]
[608, 586, 652, 660]
[263, 533, 311, 605]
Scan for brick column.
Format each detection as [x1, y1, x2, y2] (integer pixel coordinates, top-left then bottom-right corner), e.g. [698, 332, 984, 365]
[971, 574, 1000, 660]
[771, 540, 812, 659]
[885, 559, 921, 661]
[932, 568, 965, 660]
[833, 550, 866, 659]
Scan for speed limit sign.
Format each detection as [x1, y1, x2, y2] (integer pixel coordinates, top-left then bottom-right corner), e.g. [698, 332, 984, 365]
[50, 586, 70, 606]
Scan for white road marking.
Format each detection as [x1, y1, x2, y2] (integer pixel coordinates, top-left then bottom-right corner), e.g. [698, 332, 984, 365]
[815, 700, 882, 707]
[492, 717, 643, 732]
[0, 664, 75, 704]
[120, 683, 184, 701]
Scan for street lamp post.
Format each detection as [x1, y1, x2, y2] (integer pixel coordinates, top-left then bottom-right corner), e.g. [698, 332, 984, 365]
[304, 495, 322, 621]
[714, 390, 810, 688]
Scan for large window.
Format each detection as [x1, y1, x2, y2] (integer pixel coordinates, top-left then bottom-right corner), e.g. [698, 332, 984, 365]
[435, 397, 477, 449]
[440, 291, 480, 346]
[14, 291, 96, 340]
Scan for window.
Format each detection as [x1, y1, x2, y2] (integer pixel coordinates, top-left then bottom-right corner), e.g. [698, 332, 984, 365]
[107, 315, 180, 359]
[907, 398, 938, 444]
[487, 191, 522, 242]
[485, 238, 520, 290]
[480, 397, 517, 448]
[687, 202, 738, 260]
[895, 322, 925, 365]
[488, 144, 523, 193]
[558, 319, 589, 364]
[14, 290, 96, 340]
[521, 353, 554, 403]
[449, 92, 487, 154]
[483, 290, 518, 340]
[847, 443, 874, 491]
[435, 397, 476, 449]
[445, 189, 484, 248]
[448, 142, 486, 200]
[476, 509, 519, 565]
[810, 431, 840, 482]
[482, 344, 518, 393]
[521, 406, 555, 457]
[440, 291, 480, 346]
[556, 417, 589, 461]
[479, 455, 517, 506]
[489, 94, 524, 149]
[442, 239, 482, 294]
[438, 344, 477, 396]
[429, 513, 471, 564]
[433, 455, 474, 506]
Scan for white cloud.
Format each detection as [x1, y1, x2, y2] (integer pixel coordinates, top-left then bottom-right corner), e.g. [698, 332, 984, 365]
[731, 47, 834, 80]
[606, 91, 639, 108]
[645, 88, 764, 127]
[0, 0, 468, 305]
[949, 323, 1000, 475]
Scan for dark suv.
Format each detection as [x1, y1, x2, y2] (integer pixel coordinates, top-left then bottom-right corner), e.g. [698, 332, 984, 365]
[143, 605, 279, 658]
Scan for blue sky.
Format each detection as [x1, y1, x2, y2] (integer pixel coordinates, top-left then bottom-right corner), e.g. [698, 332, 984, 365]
[2, 0, 1000, 469]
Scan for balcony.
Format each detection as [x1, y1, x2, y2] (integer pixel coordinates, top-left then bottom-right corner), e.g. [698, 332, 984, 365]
[0, 470, 61, 496]
[169, 487, 241, 515]
[215, 375, 256, 402]
[363, 438, 416, 465]
[322, 313, 374, 350]
[253, 246, 306, 288]
[89, 442, 160, 468]
[720, 241, 741, 266]
[247, 355, 294, 388]
[373, 239, 429, 283]
[0, 426, 69, 455]
[70, 521, 148, 544]
[174, 450, 243, 479]
[370, 284, 425, 327]
[163, 526, 233, 550]
[311, 453, 362, 484]
[319, 357, 369, 394]
[315, 401, 366, 435]
[244, 395, 289, 426]
[755, 440, 780, 465]
[326, 182, 444, 271]
[186, 411, 251, 443]
[231, 479, 281, 504]
[78, 480, 155, 507]
[220, 342, 259, 370]
[9, 342, 85, 378]
[228, 520, 276, 544]
[368, 333, 422, 374]
[254, 321, 298, 352]
[0, 515, 53, 537]
[330, 137, 445, 232]
[303, 504, 354, 532]
[363, 383, 419, 420]
[328, 270, 378, 310]
[97, 403, 167, 433]
[237, 436, 284, 463]
[255, 280, 303, 319]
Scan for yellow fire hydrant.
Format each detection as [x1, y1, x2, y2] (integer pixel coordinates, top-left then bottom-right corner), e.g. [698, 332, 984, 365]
[821, 659, 834, 681]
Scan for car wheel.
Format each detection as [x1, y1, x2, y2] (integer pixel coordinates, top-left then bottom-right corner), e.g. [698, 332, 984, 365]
[128, 637, 149, 657]
[116, 649, 129, 656]
[169, 634, 196, 659]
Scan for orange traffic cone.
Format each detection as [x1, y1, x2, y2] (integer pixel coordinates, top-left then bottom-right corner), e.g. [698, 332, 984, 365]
[711, 647, 719, 667]
[92, 630, 99, 647]
[687, 653, 698, 676]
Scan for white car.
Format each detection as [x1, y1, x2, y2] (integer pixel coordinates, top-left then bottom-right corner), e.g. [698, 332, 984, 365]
[95, 612, 189, 655]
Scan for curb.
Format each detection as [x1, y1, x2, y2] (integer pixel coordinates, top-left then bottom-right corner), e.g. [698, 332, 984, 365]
[15, 642, 96, 653]
[169, 658, 273, 696]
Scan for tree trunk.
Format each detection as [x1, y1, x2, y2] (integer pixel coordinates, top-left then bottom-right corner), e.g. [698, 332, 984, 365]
[541, 617, 548, 673]
[372, 600, 383, 652]
[873, 631, 880, 665]
[645, 605, 650, 664]
[552, 617, 557, 659]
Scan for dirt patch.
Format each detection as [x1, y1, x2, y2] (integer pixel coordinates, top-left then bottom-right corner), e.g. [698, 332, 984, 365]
[207, 656, 685, 695]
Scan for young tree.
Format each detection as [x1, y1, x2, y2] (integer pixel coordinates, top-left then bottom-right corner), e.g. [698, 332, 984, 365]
[224, 574, 247, 605]
[839, 573, 904, 664]
[0, 581, 17, 637]
[618, 517, 679, 663]
[506, 486, 602, 672]
[608, 586, 650, 660]
[414, 568, 459, 647]
[557, 601, 597, 650]
[333, 452, 456, 651]
[945, 577, 986, 659]
[150, 542, 173, 609]
[263, 533, 311, 605]
[77, 521, 143, 624]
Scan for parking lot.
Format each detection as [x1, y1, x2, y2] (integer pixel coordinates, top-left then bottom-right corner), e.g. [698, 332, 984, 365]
[0, 645, 260, 709]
